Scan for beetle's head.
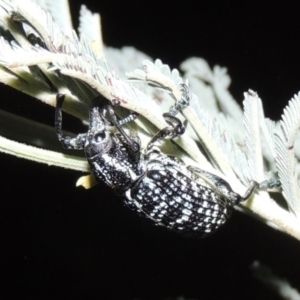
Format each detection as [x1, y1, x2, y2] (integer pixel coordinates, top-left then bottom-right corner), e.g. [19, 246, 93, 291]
[84, 106, 113, 157]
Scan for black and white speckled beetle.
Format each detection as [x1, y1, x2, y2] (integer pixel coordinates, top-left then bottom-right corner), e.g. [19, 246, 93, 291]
[55, 85, 258, 237]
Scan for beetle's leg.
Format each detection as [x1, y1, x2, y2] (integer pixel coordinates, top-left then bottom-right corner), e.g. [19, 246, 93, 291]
[55, 94, 86, 150]
[258, 178, 281, 191]
[188, 166, 259, 204]
[105, 105, 140, 153]
[147, 115, 185, 150]
[168, 83, 190, 116]
[147, 84, 190, 149]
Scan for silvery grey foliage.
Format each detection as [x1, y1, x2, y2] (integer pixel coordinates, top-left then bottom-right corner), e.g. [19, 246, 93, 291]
[0, 0, 300, 242]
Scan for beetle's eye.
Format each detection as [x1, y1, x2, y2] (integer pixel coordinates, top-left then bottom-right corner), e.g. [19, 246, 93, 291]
[94, 131, 106, 142]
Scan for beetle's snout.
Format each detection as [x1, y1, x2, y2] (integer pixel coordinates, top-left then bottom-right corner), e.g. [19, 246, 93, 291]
[89, 107, 106, 132]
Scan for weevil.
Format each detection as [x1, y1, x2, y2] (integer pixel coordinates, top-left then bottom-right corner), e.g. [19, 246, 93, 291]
[55, 85, 260, 237]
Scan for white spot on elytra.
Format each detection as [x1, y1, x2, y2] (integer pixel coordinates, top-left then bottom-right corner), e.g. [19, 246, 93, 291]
[175, 196, 182, 203]
[205, 209, 211, 216]
[184, 202, 193, 209]
[182, 209, 192, 216]
[197, 207, 203, 214]
[180, 215, 189, 221]
[202, 201, 209, 208]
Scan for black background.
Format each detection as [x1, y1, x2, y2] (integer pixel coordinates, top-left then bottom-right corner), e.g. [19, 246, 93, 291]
[1, 1, 300, 299]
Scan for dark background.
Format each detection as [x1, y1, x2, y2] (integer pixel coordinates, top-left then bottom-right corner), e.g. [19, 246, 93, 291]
[1, 1, 300, 299]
